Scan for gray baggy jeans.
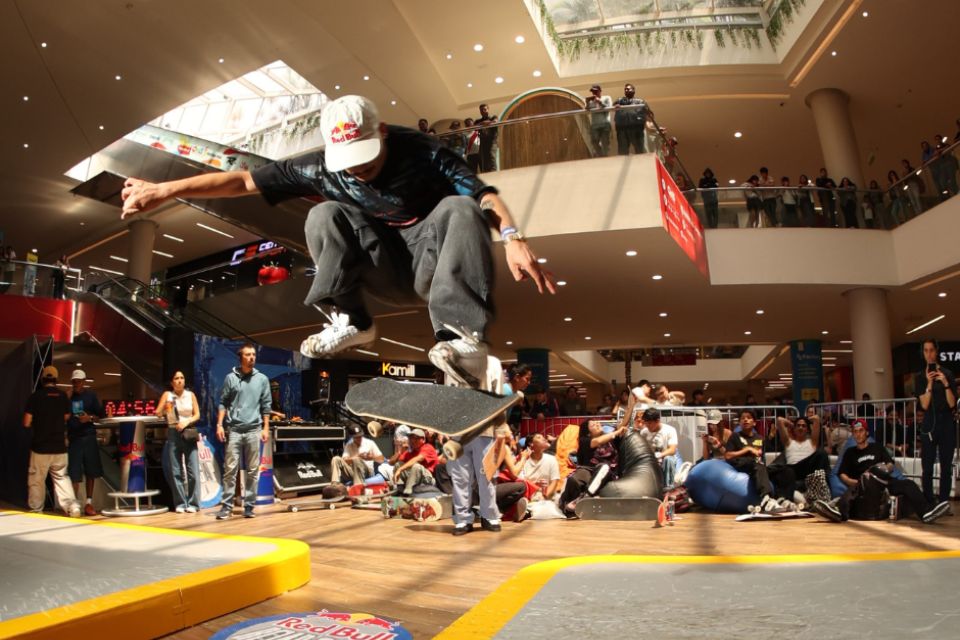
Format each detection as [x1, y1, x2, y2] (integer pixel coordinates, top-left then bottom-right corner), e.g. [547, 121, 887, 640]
[303, 195, 494, 340]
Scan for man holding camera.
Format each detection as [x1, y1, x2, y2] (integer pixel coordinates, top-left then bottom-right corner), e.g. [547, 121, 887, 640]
[917, 339, 957, 504]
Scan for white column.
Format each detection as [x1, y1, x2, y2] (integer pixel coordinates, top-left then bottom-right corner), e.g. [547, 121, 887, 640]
[844, 287, 894, 399]
[805, 88, 865, 187]
[126, 219, 157, 284]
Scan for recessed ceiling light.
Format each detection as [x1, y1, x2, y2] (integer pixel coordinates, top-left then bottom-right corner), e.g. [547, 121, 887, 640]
[218, 57, 225, 64]
[831, 50, 837, 57]
[445, 53, 453, 60]
[79, 222, 85, 226]
[41, 42, 48, 48]
[564, 317, 572, 322]
[89, 265, 125, 276]
[363, 75, 370, 81]
[840, 340, 853, 344]
[22, 96, 29, 101]
[334, 84, 341, 90]
[22, 143, 29, 148]
[756, 309, 765, 315]
[663, 333, 671, 338]
[109, 255, 128, 263]
[473, 43, 484, 52]
[821, 330, 829, 335]
[515, 35, 525, 44]
[537, 257, 547, 264]
[744, 331, 752, 335]
[115, 74, 122, 81]
[390, 100, 397, 106]
[659, 312, 668, 318]
[532, 70, 542, 77]
[98, 125, 104, 130]
[938, 292, 947, 298]
[506, 340, 513, 345]
[625, 250, 637, 257]
[557, 280, 567, 286]
[162, 233, 184, 243]
[734, 131, 742, 138]
[196, 222, 234, 238]
[585, 336, 592, 340]
[862, 11, 869, 17]
[467, 82, 473, 88]
[152, 250, 174, 258]
[495, 76, 504, 84]
[651, 274, 663, 280]
[728, 179, 736, 184]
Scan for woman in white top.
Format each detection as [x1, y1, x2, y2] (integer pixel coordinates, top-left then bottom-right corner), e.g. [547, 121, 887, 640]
[775, 413, 831, 484]
[155, 370, 201, 512]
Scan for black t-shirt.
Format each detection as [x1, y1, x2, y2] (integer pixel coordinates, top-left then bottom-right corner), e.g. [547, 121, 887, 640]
[839, 443, 892, 480]
[577, 434, 619, 471]
[251, 125, 497, 227]
[25, 386, 71, 454]
[915, 366, 957, 432]
[67, 389, 103, 439]
[726, 430, 763, 466]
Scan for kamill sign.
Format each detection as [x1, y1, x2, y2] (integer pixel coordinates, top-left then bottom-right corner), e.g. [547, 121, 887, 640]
[211, 611, 413, 640]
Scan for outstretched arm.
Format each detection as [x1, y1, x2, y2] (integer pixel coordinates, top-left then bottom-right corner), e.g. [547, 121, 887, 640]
[121, 171, 259, 218]
[480, 192, 556, 295]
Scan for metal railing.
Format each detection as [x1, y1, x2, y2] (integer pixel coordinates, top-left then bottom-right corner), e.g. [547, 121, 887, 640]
[0, 258, 83, 298]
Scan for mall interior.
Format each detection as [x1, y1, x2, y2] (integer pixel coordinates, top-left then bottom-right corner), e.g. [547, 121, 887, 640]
[2, 1, 960, 639]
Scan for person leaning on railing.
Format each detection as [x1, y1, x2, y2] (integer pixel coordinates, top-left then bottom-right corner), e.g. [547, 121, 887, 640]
[837, 178, 859, 229]
[0, 246, 15, 293]
[797, 174, 817, 227]
[699, 168, 720, 228]
[778, 176, 798, 227]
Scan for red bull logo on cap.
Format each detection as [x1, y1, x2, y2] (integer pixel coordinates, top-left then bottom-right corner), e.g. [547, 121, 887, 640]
[329, 121, 362, 145]
[210, 611, 412, 640]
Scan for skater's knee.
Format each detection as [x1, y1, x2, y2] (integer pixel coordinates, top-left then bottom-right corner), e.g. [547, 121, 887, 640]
[305, 202, 352, 235]
[432, 195, 485, 227]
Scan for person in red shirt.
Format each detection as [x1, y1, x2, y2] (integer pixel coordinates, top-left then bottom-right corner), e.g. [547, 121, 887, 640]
[393, 428, 439, 495]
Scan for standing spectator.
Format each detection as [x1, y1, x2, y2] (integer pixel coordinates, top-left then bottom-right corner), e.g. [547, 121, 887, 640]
[156, 370, 201, 513]
[916, 339, 957, 505]
[504, 364, 532, 428]
[23, 248, 38, 297]
[741, 175, 762, 228]
[934, 136, 959, 198]
[886, 170, 906, 223]
[527, 385, 560, 419]
[779, 176, 798, 227]
[51, 255, 69, 299]
[954, 117, 960, 142]
[614, 83, 648, 155]
[900, 159, 924, 216]
[417, 118, 429, 134]
[699, 168, 720, 228]
[758, 167, 778, 227]
[691, 388, 706, 406]
[67, 369, 103, 516]
[0, 245, 15, 293]
[463, 117, 481, 173]
[797, 174, 817, 227]
[866, 179, 887, 228]
[476, 103, 499, 172]
[837, 177, 859, 228]
[920, 140, 935, 164]
[815, 168, 838, 227]
[560, 385, 585, 416]
[444, 120, 466, 158]
[24, 366, 81, 517]
[585, 84, 613, 157]
[215, 343, 271, 520]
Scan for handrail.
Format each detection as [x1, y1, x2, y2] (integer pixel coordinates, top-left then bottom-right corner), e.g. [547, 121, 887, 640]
[1, 258, 83, 290]
[888, 137, 960, 193]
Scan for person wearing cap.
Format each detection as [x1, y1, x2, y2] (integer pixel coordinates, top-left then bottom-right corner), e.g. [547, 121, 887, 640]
[66, 368, 104, 516]
[700, 409, 730, 462]
[636, 408, 682, 486]
[120, 94, 553, 389]
[585, 84, 613, 157]
[392, 429, 439, 496]
[23, 366, 82, 517]
[331, 424, 384, 485]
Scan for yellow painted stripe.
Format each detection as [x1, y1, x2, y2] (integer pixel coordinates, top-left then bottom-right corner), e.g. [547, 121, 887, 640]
[435, 551, 960, 639]
[0, 511, 311, 640]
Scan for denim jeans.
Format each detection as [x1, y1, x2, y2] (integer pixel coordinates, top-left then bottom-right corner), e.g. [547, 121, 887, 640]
[165, 427, 200, 509]
[221, 429, 262, 509]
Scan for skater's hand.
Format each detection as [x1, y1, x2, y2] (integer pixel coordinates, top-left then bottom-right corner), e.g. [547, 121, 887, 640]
[505, 241, 556, 295]
[121, 178, 170, 218]
[216, 425, 226, 442]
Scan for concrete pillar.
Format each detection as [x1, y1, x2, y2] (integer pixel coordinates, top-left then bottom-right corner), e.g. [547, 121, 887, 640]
[844, 288, 894, 399]
[805, 88, 865, 187]
[126, 219, 157, 284]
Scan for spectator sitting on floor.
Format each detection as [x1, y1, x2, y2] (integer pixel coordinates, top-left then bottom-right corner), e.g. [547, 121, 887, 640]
[725, 409, 798, 511]
[814, 420, 949, 524]
[774, 414, 831, 494]
[560, 385, 585, 416]
[519, 433, 561, 501]
[487, 426, 534, 522]
[637, 408, 681, 486]
[558, 420, 626, 516]
[331, 424, 384, 485]
[392, 428, 439, 495]
[378, 423, 411, 481]
[700, 409, 730, 463]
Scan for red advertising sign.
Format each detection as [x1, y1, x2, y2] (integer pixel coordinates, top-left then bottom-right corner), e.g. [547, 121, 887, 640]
[656, 159, 708, 278]
[0, 297, 74, 343]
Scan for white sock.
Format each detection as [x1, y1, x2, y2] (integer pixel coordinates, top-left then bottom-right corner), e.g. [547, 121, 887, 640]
[86, 498, 93, 504]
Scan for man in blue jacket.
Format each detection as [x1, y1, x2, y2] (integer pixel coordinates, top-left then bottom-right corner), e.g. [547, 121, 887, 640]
[216, 343, 272, 519]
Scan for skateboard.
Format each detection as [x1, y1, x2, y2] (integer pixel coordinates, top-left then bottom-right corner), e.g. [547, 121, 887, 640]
[344, 377, 519, 461]
[380, 494, 453, 522]
[574, 497, 664, 521]
[735, 511, 815, 522]
[287, 496, 350, 512]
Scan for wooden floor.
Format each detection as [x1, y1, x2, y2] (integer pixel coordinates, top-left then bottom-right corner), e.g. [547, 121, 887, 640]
[82, 499, 960, 639]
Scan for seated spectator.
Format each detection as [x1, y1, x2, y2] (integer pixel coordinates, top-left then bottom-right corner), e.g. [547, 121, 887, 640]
[560, 385, 585, 416]
[331, 424, 384, 485]
[519, 433, 561, 501]
[527, 385, 560, 418]
[488, 426, 534, 521]
[700, 409, 730, 463]
[741, 175, 762, 227]
[558, 420, 626, 515]
[774, 414, 831, 492]
[392, 428, 439, 495]
[725, 409, 797, 510]
[636, 408, 682, 486]
[814, 420, 949, 524]
[377, 422, 410, 479]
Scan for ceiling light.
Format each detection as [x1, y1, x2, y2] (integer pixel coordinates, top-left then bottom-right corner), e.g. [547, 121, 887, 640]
[659, 312, 668, 318]
[505, 340, 513, 345]
[445, 53, 453, 60]
[467, 82, 473, 88]
[728, 179, 736, 184]
[824, 363, 837, 367]
[473, 43, 484, 52]
[938, 292, 947, 298]
[152, 250, 174, 258]
[564, 317, 572, 322]
[756, 309, 764, 315]
[734, 131, 742, 138]
[532, 70, 542, 77]
[823, 357, 838, 361]
[109, 255, 128, 263]
[862, 11, 868, 17]
[22, 96, 28, 101]
[115, 74, 122, 81]
[363, 75, 370, 81]
[196, 222, 234, 238]
[162, 233, 184, 243]
[831, 51, 837, 57]
[651, 274, 663, 280]
[821, 330, 829, 335]
[98, 125, 104, 130]
[218, 57, 225, 64]
[585, 336, 592, 340]
[104, 372, 122, 377]
[23, 143, 29, 148]
[515, 35, 525, 44]
[906, 314, 946, 335]
[557, 280, 567, 286]
[41, 42, 47, 48]
[663, 333, 671, 338]
[744, 331, 752, 335]
[625, 250, 637, 257]
[840, 340, 853, 344]
[390, 100, 397, 106]
[89, 265, 125, 276]
[334, 84, 341, 90]
[495, 76, 504, 84]
[537, 257, 547, 264]
[823, 349, 852, 354]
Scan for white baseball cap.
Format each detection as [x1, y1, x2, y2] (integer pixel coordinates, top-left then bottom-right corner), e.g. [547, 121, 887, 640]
[71, 369, 86, 381]
[321, 95, 383, 172]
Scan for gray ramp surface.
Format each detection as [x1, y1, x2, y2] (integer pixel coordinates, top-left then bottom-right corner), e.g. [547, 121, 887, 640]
[0, 512, 276, 621]
[495, 559, 960, 639]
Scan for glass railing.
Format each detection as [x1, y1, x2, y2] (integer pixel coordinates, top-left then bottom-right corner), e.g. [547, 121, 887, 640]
[885, 138, 960, 218]
[0, 259, 83, 299]
[435, 105, 694, 193]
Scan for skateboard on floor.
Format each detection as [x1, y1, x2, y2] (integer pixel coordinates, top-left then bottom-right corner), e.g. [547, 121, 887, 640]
[735, 510, 814, 522]
[380, 494, 453, 522]
[287, 496, 350, 512]
[574, 496, 664, 521]
[344, 377, 519, 461]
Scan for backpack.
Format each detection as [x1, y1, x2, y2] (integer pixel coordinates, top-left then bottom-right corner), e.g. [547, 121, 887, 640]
[663, 486, 691, 513]
[850, 474, 890, 520]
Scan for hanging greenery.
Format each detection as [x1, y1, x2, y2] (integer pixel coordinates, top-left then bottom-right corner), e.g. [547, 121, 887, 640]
[766, 0, 806, 48]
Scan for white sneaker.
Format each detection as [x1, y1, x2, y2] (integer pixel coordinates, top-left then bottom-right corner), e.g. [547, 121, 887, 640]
[674, 461, 694, 486]
[186, 505, 199, 513]
[300, 312, 376, 358]
[760, 494, 780, 513]
[67, 504, 82, 518]
[175, 505, 187, 513]
[428, 328, 489, 388]
[587, 464, 610, 495]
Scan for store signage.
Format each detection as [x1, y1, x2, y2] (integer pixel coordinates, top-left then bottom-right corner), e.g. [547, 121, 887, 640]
[211, 611, 412, 640]
[656, 159, 708, 278]
[940, 351, 960, 363]
[381, 362, 416, 377]
[230, 240, 281, 266]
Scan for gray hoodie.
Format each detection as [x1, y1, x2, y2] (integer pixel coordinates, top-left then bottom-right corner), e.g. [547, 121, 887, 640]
[219, 366, 271, 432]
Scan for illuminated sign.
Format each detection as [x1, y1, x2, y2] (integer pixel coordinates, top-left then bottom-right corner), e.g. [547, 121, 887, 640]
[381, 362, 416, 377]
[103, 399, 158, 416]
[230, 240, 281, 266]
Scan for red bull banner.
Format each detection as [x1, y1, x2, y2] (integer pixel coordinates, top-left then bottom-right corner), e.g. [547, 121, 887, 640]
[118, 421, 147, 492]
[656, 159, 708, 278]
[256, 430, 275, 505]
[210, 610, 412, 640]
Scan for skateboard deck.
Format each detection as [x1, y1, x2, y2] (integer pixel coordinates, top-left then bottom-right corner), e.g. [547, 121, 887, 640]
[380, 494, 453, 522]
[287, 496, 350, 512]
[735, 511, 815, 522]
[574, 497, 664, 521]
[345, 378, 518, 438]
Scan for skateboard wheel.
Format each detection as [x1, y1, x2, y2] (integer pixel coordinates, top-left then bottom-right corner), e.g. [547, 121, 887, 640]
[330, 504, 336, 510]
[367, 420, 383, 438]
[443, 441, 463, 461]
[289, 506, 299, 513]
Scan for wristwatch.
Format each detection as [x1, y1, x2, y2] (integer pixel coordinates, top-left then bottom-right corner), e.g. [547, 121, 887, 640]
[503, 231, 526, 245]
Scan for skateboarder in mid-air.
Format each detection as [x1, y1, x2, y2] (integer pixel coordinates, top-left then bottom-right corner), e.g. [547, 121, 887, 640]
[121, 94, 555, 534]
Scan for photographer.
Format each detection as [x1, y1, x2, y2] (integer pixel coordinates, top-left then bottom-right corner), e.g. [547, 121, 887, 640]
[916, 339, 957, 504]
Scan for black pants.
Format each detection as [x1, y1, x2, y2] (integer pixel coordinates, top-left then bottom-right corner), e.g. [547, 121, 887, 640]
[732, 459, 796, 500]
[479, 139, 497, 172]
[842, 200, 858, 228]
[787, 449, 831, 490]
[704, 199, 719, 228]
[471, 480, 524, 513]
[762, 198, 778, 226]
[798, 199, 815, 227]
[920, 421, 957, 503]
[303, 196, 494, 339]
[782, 203, 798, 226]
[819, 194, 837, 226]
[559, 467, 611, 507]
[616, 126, 645, 155]
[839, 476, 933, 521]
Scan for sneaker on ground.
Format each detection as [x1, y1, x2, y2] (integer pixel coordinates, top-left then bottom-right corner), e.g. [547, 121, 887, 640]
[922, 500, 951, 524]
[186, 505, 198, 513]
[243, 506, 256, 519]
[480, 518, 502, 532]
[84, 503, 97, 517]
[216, 506, 232, 520]
[452, 523, 473, 536]
[587, 464, 610, 496]
[674, 461, 694, 486]
[514, 497, 529, 522]
[428, 328, 489, 388]
[68, 504, 82, 518]
[300, 312, 376, 358]
[760, 494, 780, 513]
[175, 505, 187, 513]
[813, 499, 843, 522]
